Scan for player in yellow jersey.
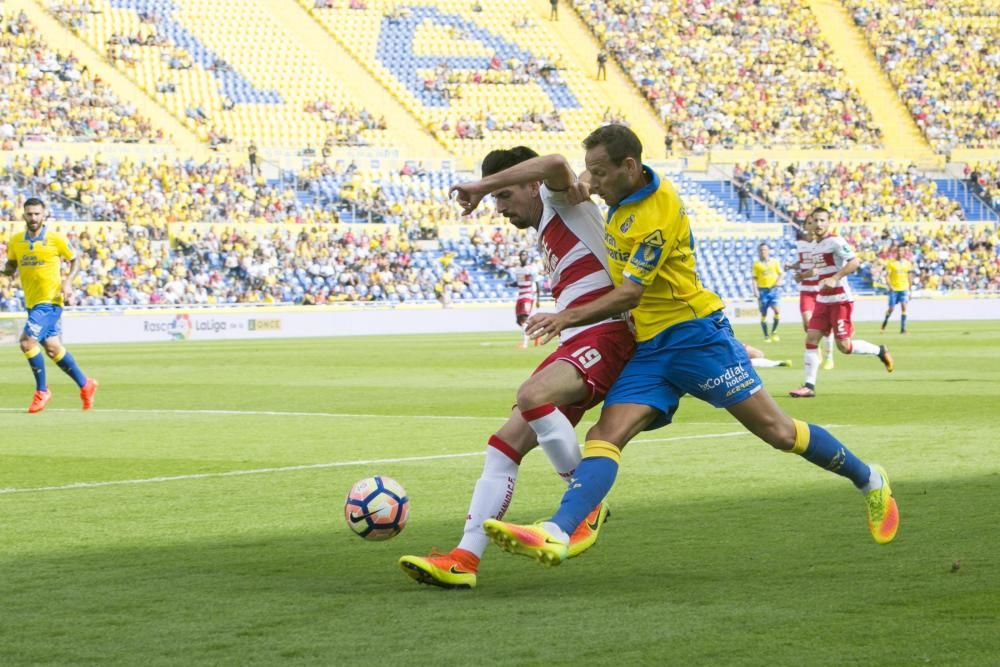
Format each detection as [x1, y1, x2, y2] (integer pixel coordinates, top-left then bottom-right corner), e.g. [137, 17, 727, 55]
[751, 242, 783, 342]
[881, 247, 913, 334]
[462, 126, 898, 562]
[2, 198, 98, 413]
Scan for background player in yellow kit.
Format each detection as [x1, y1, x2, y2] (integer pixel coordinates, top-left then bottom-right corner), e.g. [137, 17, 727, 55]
[2, 198, 98, 413]
[882, 247, 914, 334]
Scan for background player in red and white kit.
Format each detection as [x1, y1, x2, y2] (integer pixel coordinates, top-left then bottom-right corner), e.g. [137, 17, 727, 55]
[399, 146, 635, 588]
[786, 216, 835, 369]
[511, 249, 541, 348]
[790, 207, 894, 398]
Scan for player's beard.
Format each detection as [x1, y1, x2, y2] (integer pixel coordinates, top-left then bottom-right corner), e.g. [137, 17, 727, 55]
[505, 214, 532, 230]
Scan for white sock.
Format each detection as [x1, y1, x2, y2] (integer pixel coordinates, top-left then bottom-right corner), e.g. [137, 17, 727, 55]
[860, 466, 884, 494]
[540, 521, 570, 543]
[825, 335, 835, 357]
[804, 347, 820, 385]
[457, 441, 519, 557]
[524, 403, 580, 481]
[751, 357, 783, 368]
[850, 339, 881, 356]
[521, 325, 530, 346]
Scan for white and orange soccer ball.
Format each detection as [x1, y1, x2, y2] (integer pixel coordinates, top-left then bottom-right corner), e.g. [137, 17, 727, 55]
[344, 476, 410, 540]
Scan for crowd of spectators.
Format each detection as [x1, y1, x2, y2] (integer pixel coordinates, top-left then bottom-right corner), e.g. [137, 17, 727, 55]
[421, 54, 565, 106]
[4, 213, 995, 313]
[843, 223, 999, 293]
[736, 160, 964, 224]
[572, 0, 883, 152]
[0, 154, 340, 227]
[439, 109, 568, 141]
[0, 217, 552, 309]
[0, 222, 453, 308]
[965, 162, 1000, 213]
[1, 154, 504, 232]
[0, 9, 161, 145]
[303, 102, 387, 146]
[847, 0, 999, 153]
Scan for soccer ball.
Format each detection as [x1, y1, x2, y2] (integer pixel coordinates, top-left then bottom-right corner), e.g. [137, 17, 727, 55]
[344, 476, 410, 540]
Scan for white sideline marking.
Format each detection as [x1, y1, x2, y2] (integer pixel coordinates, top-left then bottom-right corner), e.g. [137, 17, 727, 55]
[0, 407, 500, 421]
[0, 425, 849, 496]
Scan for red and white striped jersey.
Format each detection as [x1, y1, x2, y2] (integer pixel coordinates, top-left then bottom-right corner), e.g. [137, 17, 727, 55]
[536, 185, 625, 341]
[812, 233, 856, 304]
[796, 238, 819, 293]
[513, 265, 538, 301]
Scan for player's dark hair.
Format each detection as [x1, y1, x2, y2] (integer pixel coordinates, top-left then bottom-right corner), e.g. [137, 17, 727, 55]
[582, 124, 642, 165]
[24, 197, 46, 209]
[759, 242, 769, 249]
[481, 146, 540, 177]
[810, 206, 830, 217]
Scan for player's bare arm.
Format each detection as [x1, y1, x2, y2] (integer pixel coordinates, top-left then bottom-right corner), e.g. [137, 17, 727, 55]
[62, 255, 81, 304]
[526, 279, 644, 344]
[819, 257, 860, 289]
[2, 258, 16, 277]
[450, 154, 578, 215]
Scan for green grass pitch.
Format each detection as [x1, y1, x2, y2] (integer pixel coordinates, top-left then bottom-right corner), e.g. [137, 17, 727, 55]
[2, 321, 998, 665]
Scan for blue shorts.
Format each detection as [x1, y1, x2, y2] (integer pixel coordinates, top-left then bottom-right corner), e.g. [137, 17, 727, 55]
[888, 290, 909, 307]
[23, 304, 63, 342]
[757, 287, 779, 314]
[603, 311, 763, 430]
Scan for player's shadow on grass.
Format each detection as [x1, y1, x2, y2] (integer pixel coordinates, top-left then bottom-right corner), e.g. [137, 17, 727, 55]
[2, 475, 996, 664]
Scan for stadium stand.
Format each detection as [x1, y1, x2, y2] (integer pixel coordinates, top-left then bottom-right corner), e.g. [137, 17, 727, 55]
[846, 0, 1000, 154]
[0, 7, 161, 144]
[0, 0, 997, 314]
[46, 0, 393, 149]
[299, 0, 621, 155]
[571, 0, 883, 152]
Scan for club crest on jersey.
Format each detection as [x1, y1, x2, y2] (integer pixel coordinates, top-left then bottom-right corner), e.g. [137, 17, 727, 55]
[619, 214, 634, 233]
[628, 243, 660, 273]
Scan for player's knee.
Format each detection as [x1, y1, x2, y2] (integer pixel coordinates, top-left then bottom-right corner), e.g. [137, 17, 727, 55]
[515, 382, 547, 413]
[761, 417, 796, 450]
[584, 424, 627, 451]
[836, 339, 852, 354]
[19, 337, 36, 353]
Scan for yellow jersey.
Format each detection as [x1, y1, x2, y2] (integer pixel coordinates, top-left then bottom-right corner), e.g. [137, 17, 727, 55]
[886, 258, 912, 291]
[7, 228, 75, 309]
[752, 259, 782, 289]
[604, 167, 725, 342]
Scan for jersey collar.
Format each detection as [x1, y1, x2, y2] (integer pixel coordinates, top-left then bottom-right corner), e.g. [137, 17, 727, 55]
[25, 225, 47, 248]
[608, 165, 659, 219]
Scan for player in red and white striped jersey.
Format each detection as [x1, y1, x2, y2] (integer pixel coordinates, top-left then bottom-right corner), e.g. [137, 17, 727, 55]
[511, 250, 540, 348]
[399, 147, 635, 588]
[790, 207, 894, 398]
[786, 217, 835, 368]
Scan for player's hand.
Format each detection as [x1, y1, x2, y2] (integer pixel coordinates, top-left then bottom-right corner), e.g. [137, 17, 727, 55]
[525, 311, 570, 345]
[819, 276, 839, 290]
[565, 179, 593, 206]
[62, 282, 73, 306]
[449, 182, 486, 215]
